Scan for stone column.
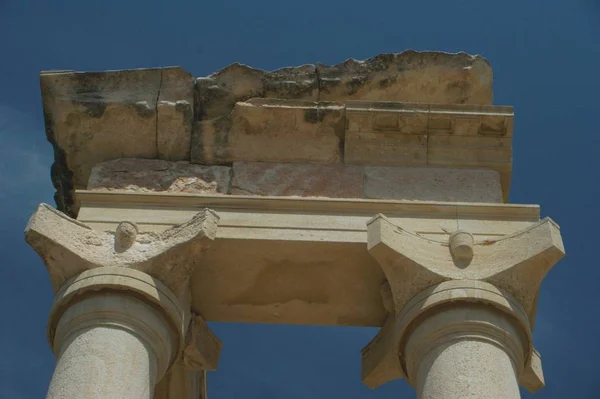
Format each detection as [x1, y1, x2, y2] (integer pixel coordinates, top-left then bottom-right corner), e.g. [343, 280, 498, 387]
[25, 204, 222, 398]
[407, 305, 523, 399]
[361, 214, 565, 397]
[402, 281, 529, 399]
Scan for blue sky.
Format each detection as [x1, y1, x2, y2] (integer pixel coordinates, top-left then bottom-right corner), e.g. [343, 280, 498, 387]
[1, 0, 599, 397]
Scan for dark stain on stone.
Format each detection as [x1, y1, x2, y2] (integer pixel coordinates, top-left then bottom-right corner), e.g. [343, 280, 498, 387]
[346, 76, 368, 96]
[40, 74, 77, 216]
[445, 80, 471, 104]
[317, 77, 341, 94]
[73, 98, 106, 118]
[194, 79, 228, 121]
[368, 53, 395, 72]
[303, 107, 321, 124]
[331, 106, 346, 157]
[227, 260, 331, 306]
[190, 121, 205, 163]
[378, 76, 397, 89]
[43, 105, 76, 216]
[264, 80, 315, 99]
[377, 101, 401, 110]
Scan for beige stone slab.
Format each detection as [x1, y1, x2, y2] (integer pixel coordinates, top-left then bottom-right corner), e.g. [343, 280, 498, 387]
[87, 158, 231, 194]
[230, 162, 363, 197]
[428, 136, 512, 167]
[75, 190, 539, 220]
[192, 239, 388, 326]
[317, 51, 493, 104]
[191, 99, 344, 164]
[364, 166, 503, 203]
[344, 132, 428, 165]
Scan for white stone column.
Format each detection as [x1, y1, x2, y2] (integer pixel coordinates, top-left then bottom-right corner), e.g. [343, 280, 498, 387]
[25, 204, 221, 399]
[45, 267, 185, 399]
[405, 304, 526, 399]
[48, 295, 169, 397]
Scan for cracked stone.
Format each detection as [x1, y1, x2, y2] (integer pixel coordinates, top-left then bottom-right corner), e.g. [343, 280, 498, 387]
[88, 158, 231, 194]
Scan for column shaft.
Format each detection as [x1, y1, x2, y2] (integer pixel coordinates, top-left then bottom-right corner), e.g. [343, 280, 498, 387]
[47, 293, 173, 399]
[405, 304, 526, 399]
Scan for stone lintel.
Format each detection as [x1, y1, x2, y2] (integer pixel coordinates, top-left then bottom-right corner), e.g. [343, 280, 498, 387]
[344, 101, 513, 201]
[86, 158, 505, 203]
[73, 190, 545, 328]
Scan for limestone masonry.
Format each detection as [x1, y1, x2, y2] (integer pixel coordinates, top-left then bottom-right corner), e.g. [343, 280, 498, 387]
[28, 50, 564, 398]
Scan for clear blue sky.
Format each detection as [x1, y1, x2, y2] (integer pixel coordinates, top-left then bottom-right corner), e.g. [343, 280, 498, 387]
[1, 1, 599, 397]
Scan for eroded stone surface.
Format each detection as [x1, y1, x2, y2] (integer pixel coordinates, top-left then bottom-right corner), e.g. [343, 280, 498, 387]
[195, 63, 318, 120]
[195, 51, 493, 122]
[192, 99, 344, 164]
[317, 51, 492, 104]
[88, 158, 231, 194]
[231, 161, 363, 197]
[364, 167, 503, 203]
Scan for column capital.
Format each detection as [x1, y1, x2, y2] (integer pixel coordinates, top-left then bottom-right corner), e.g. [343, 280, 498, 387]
[25, 203, 218, 299]
[25, 203, 223, 388]
[48, 266, 188, 375]
[362, 214, 564, 391]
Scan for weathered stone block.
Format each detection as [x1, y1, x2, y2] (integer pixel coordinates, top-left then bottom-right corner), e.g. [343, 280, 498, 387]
[231, 162, 363, 197]
[192, 99, 344, 164]
[41, 68, 161, 190]
[195, 63, 318, 120]
[364, 166, 503, 203]
[317, 51, 493, 105]
[41, 67, 195, 215]
[88, 158, 230, 194]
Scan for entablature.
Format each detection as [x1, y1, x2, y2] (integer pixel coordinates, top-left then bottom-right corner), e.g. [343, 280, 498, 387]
[75, 190, 542, 328]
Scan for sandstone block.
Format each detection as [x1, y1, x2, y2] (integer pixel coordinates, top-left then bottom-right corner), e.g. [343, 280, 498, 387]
[195, 63, 318, 119]
[88, 158, 230, 194]
[364, 166, 503, 203]
[231, 162, 363, 197]
[41, 67, 195, 214]
[317, 51, 493, 105]
[192, 99, 344, 164]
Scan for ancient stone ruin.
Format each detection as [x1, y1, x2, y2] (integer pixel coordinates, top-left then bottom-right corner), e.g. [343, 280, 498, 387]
[27, 50, 564, 398]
